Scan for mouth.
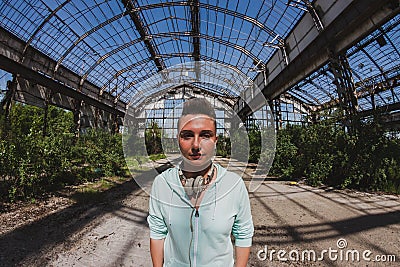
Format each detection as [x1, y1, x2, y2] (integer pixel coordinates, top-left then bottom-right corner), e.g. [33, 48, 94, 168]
[190, 154, 202, 160]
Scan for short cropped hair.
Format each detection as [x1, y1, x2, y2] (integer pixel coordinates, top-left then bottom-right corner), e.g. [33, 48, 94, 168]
[181, 98, 216, 119]
[178, 98, 217, 130]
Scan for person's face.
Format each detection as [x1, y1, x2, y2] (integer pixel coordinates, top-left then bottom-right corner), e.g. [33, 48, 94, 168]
[178, 114, 218, 171]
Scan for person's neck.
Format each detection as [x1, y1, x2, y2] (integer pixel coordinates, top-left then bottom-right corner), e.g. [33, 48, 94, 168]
[181, 161, 212, 178]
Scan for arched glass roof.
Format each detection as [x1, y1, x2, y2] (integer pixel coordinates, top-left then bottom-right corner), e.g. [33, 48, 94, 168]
[0, 0, 399, 114]
[0, 0, 303, 103]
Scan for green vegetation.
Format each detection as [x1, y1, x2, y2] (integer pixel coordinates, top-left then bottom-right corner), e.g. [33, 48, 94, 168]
[71, 176, 126, 203]
[149, 153, 167, 161]
[145, 121, 163, 155]
[216, 134, 231, 158]
[263, 121, 400, 194]
[0, 103, 137, 202]
[1, 102, 399, 203]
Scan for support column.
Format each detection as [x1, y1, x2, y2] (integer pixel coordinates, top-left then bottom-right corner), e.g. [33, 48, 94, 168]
[273, 98, 282, 131]
[310, 112, 319, 124]
[73, 100, 83, 138]
[245, 114, 251, 130]
[42, 89, 54, 137]
[370, 89, 376, 111]
[94, 107, 100, 128]
[111, 113, 120, 134]
[1, 75, 17, 138]
[267, 100, 275, 129]
[329, 53, 359, 133]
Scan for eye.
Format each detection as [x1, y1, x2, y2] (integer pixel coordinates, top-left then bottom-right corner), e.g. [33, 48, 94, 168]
[200, 131, 213, 139]
[180, 132, 193, 139]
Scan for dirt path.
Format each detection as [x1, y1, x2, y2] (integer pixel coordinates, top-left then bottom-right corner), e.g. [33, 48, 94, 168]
[1, 159, 399, 266]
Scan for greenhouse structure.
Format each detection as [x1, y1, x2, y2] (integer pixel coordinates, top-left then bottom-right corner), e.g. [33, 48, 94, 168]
[0, 0, 399, 266]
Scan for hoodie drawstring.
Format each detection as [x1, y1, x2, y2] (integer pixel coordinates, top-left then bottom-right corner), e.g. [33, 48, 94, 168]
[212, 181, 217, 220]
[169, 190, 173, 226]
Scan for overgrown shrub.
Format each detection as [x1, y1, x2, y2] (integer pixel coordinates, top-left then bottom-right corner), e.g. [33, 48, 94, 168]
[269, 128, 298, 178]
[0, 103, 128, 202]
[344, 122, 400, 192]
[231, 124, 262, 163]
[267, 121, 400, 194]
[216, 134, 231, 157]
[145, 121, 163, 155]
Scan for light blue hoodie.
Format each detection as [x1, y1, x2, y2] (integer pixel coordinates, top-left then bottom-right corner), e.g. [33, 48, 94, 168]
[147, 164, 254, 267]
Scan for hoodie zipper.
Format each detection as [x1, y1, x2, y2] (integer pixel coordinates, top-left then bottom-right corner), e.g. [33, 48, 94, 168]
[193, 209, 199, 267]
[189, 166, 218, 266]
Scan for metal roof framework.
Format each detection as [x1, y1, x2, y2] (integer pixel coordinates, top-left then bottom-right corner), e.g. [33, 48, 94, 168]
[290, 14, 400, 113]
[0, 0, 300, 103]
[0, 0, 399, 122]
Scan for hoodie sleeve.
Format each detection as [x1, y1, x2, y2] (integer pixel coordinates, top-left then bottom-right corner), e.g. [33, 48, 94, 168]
[232, 179, 254, 247]
[147, 176, 168, 239]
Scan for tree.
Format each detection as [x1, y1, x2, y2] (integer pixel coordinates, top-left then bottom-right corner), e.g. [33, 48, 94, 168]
[145, 121, 163, 155]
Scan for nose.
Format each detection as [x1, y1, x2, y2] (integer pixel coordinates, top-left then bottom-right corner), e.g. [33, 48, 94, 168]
[192, 136, 200, 151]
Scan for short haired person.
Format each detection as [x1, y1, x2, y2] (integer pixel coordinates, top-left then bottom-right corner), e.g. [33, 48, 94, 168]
[147, 98, 254, 266]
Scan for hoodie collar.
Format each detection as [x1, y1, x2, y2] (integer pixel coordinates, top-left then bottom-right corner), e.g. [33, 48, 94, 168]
[161, 163, 226, 205]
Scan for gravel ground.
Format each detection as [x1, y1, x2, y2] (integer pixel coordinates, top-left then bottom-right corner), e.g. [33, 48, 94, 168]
[1, 158, 399, 267]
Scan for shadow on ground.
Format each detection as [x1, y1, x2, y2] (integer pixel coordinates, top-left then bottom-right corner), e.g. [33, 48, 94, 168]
[0, 162, 173, 267]
[250, 183, 400, 266]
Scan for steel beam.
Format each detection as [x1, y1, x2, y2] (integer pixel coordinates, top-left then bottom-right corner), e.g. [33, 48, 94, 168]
[314, 65, 400, 112]
[238, 0, 400, 117]
[190, 0, 201, 62]
[134, 83, 237, 116]
[0, 26, 126, 116]
[121, 0, 166, 72]
[0, 54, 124, 117]
[133, 1, 280, 40]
